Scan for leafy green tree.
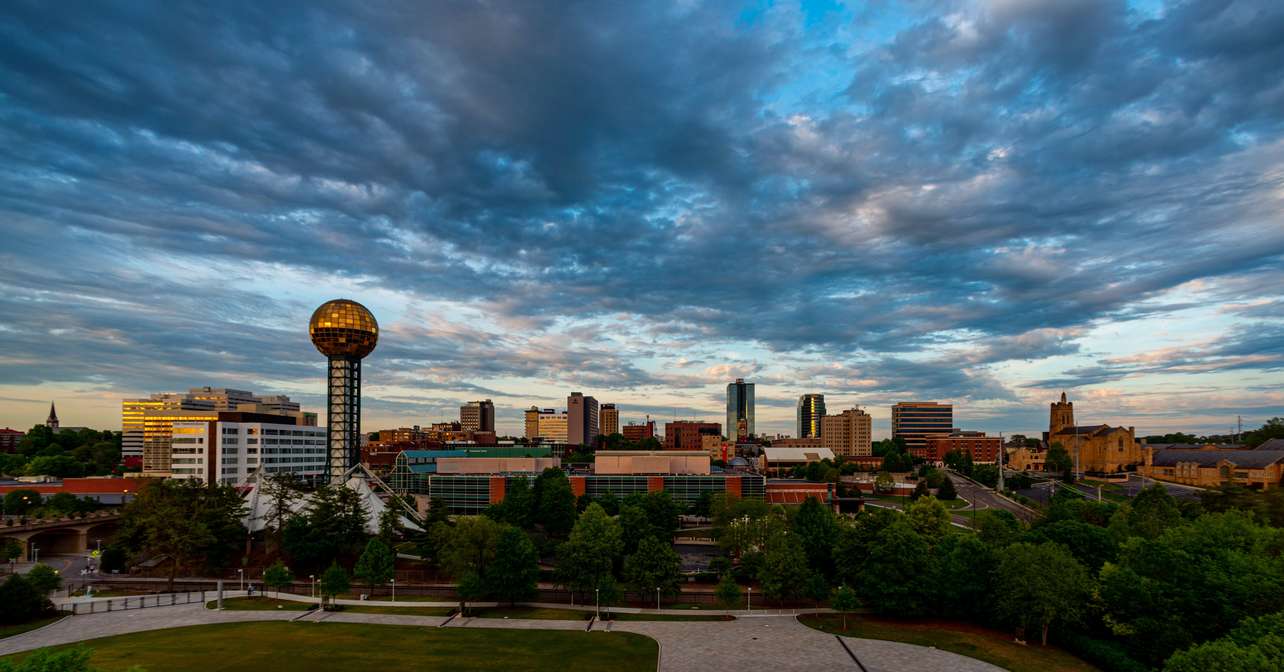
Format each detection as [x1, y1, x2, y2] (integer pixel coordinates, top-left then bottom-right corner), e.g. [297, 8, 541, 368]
[934, 534, 996, 619]
[25, 564, 61, 595]
[1100, 511, 1284, 664]
[487, 527, 539, 605]
[975, 509, 1023, 547]
[263, 561, 293, 598]
[456, 572, 486, 615]
[619, 504, 654, 556]
[1163, 611, 1284, 672]
[1, 539, 22, 567]
[354, 538, 396, 593]
[0, 574, 50, 626]
[855, 520, 935, 615]
[487, 476, 534, 528]
[99, 546, 127, 574]
[936, 476, 957, 500]
[1025, 520, 1118, 572]
[638, 491, 680, 540]
[757, 531, 811, 604]
[791, 497, 837, 579]
[0, 647, 123, 672]
[1118, 485, 1182, 539]
[623, 535, 682, 599]
[318, 562, 349, 610]
[116, 480, 246, 590]
[830, 584, 859, 631]
[436, 516, 504, 588]
[873, 471, 894, 494]
[906, 495, 951, 539]
[24, 455, 84, 479]
[1046, 443, 1074, 481]
[714, 573, 741, 609]
[834, 507, 899, 586]
[4, 489, 41, 515]
[281, 484, 369, 574]
[377, 506, 405, 545]
[995, 542, 1092, 646]
[555, 503, 623, 598]
[910, 480, 929, 501]
[534, 468, 577, 538]
[0, 453, 27, 477]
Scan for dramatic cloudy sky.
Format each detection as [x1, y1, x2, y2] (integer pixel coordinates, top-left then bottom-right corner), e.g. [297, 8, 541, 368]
[1, 0, 1282, 438]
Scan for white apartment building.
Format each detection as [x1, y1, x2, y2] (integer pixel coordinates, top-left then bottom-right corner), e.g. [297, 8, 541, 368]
[170, 420, 327, 485]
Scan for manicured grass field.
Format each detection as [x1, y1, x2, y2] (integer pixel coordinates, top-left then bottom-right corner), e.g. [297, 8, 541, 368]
[334, 605, 454, 616]
[205, 597, 312, 611]
[800, 614, 1099, 672]
[470, 607, 593, 620]
[0, 616, 62, 640]
[1, 622, 658, 672]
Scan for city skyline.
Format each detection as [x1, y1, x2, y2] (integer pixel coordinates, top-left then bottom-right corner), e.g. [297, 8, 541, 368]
[2, 2, 1282, 439]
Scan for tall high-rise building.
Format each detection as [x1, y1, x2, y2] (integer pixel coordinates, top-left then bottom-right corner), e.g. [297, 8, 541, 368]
[309, 299, 379, 485]
[537, 410, 568, 443]
[822, 407, 873, 457]
[726, 378, 755, 440]
[796, 394, 826, 438]
[599, 404, 619, 437]
[170, 412, 327, 485]
[891, 402, 954, 454]
[524, 406, 543, 440]
[122, 394, 215, 459]
[567, 392, 599, 446]
[460, 399, 496, 432]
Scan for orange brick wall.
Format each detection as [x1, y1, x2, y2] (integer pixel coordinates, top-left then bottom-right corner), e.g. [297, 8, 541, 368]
[647, 476, 664, 493]
[570, 476, 587, 497]
[726, 477, 742, 498]
[489, 476, 506, 504]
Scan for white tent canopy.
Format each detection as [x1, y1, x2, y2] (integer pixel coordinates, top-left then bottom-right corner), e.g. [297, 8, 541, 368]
[242, 469, 422, 534]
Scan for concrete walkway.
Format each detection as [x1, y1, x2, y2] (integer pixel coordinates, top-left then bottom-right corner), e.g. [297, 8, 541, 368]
[2, 600, 1005, 672]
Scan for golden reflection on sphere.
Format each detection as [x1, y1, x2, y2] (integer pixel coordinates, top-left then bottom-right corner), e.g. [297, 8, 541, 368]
[309, 299, 378, 358]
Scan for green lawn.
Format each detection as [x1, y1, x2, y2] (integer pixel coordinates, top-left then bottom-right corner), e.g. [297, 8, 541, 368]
[0, 616, 62, 640]
[333, 605, 454, 616]
[800, 614, 1099, 672]
[469, 607, 593, 621]
[1, 622, 658, 672]
[205, 597, 312, 611]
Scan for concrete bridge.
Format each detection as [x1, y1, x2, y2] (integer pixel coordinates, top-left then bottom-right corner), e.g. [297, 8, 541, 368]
[1, 511, 122, 561]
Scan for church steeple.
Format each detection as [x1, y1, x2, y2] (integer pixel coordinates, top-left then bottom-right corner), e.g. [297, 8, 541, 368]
[46, 401, 59, 431]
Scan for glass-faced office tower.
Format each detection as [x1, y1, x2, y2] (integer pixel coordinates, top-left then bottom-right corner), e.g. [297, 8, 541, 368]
[309, 299, 378, 485]
[726, 378, 755, 441]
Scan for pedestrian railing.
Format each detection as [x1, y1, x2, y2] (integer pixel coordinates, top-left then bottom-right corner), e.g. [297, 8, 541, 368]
[62, 590, 211, 615]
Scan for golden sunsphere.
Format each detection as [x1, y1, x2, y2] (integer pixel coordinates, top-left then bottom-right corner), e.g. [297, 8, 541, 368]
[309, 299, 379, 358]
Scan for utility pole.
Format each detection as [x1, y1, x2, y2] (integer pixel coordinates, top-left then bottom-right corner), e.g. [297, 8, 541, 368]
[998, 431, 1005, 492]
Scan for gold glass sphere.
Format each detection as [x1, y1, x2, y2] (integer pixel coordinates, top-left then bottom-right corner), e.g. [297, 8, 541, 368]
[309, 299, 379, 358]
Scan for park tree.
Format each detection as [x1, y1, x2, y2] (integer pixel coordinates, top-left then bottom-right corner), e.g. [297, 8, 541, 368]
[117, 479, 246, 590]
[905, 496, 951, 540]
[281, 484, 369, 574]
[1, 539, 21, 568]
[619, 504, 654, 556]
[623, 535, 682, 599]
[934, 534, 996, 620]
[757, 531, 811, 604]
[834, 507, 899, 586]
[0, 648, 116, 672]
[995, 542, 1093, 646]
[714, 573, 741, 609]
[486, 477, 534, 528]
[1100, 511, 1284, 664]
[1163, 611, 1284, 672]
[0, 574, 50, 626]
[910, 480, 929, 501]
[855, 520, 935, 615]
[377, 506, 405, 545]
[436, 516, 505, 592]
[1025, 519, 1119, 572]
[263, 560, 293, 598]
[318, 562, 350, 610]
[555, 503, 623, 599]
[3, 489, 41, 516]
[974, 509, 1024, 547]
[487, 526, 539, 605]
[873, 471, 894, 494]
[354, 538, 396, 594]
[936, 476, 957, 500]
[534, 468, 578, 538]
[791, 497, 838, 579]
[25, 564, 61, 595]
[1046, 443, 1074, 481]
[830, 584, 859, 631]
[1118, 485, 1182, 539]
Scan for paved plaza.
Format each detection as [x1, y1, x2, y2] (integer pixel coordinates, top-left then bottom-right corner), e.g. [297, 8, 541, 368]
[0, 602, 1004, 672]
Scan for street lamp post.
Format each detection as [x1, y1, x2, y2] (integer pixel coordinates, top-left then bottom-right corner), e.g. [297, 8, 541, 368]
[237, 568, 244, 592]
[747, 587, 752, 612]
[309, 575, 316, 598]
[595, 587, 600, 620]
[32, 545, 39, 564]
[390, 578, 396, 602]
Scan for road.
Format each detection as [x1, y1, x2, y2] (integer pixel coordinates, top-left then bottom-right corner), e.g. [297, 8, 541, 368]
[946, 473, 1040, 524]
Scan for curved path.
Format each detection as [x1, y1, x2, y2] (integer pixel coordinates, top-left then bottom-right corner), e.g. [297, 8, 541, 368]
[2, 602, 1003, 672]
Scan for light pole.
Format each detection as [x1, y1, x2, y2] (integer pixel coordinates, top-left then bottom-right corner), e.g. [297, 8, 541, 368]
[595, 587, 600, 620]
[390, 578, 396, 602]
[237, 568, 244, 592]
[656, 587, 660, 611]
[309, 575, 316, 598]
[747, 587, 752, 612]
[998, 432, 1005, 493]
[32, 545, 39, 564]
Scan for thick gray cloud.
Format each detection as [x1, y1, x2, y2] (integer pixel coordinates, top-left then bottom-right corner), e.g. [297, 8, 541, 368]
[0, 0, 1282, 431]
